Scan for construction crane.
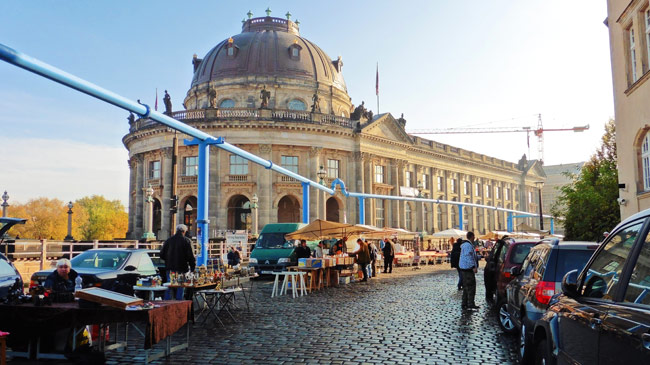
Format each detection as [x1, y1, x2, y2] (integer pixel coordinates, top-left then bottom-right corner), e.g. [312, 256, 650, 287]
[407, 114, 589, 163]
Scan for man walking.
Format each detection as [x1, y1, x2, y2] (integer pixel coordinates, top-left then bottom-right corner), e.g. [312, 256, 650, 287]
[353, 239, 370, 282]
[382, 238, 394, 273]
[160, 224, 196, 300]
[459, 232, 479, 310]
[450, 238, 463, 290]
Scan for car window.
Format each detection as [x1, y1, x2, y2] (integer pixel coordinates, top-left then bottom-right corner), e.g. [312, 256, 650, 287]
[581, 222, 643, 300]
[533, 247, 550, 279]
[522, 250, 537, 277]
[137, 254, 156, 273]
[498, 242, 509, 264]
[0, 259, 16, 276]
[623, 234, 650, 306]
[510, 244, 534, 265]
[71, 251, 130, 269]
[551, 249, 595, 282]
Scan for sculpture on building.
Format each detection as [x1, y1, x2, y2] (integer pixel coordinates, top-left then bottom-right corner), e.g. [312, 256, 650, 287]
[163, 90, 172, 115]
[351, 101, 366, 120]
[127, 113, 135, 124]
[397, 113, 407, 128]
[208, 87, 217, 109]
[311, 93, 321, 113]
[259, 85, 271, 109]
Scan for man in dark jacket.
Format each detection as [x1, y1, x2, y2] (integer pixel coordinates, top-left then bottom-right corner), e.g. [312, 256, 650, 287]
[295, 239, 311, 259]
[450, 238, 463, 290]
[352, 239, 371, 282]
[160, 224, 196, 300]
[382, 238, 394, 273]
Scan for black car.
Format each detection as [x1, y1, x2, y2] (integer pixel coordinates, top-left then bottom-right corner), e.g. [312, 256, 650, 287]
[533, 209, 650, 364]
[30, 248, 157, 290]
[502, 239, 597, 363]
[0, 218, 26, 302]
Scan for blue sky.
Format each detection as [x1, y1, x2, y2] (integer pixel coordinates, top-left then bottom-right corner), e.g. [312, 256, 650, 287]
[0, 1, 613, 207]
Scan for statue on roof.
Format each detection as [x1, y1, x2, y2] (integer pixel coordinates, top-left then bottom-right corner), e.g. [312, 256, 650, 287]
[163, 90, 172, 115]
[311, 93, 321, 113]
[351, 101, 366, 120]
[208, 87, 217, 109]
[259, 85, 271, 109]
[127, 113, 135, 124]
[397, 113, 407, 127]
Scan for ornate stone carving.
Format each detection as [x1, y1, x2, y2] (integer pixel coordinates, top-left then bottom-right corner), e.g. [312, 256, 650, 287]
[310, 146, 323, 156]
[259, 144, 272, 154]
[162, 147, 173, 159]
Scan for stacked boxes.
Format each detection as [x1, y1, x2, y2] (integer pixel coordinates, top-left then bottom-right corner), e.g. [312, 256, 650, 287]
[298, 258, 323, 268]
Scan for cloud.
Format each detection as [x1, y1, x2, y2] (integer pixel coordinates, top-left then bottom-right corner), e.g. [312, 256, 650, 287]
[0, 137, 129, 208]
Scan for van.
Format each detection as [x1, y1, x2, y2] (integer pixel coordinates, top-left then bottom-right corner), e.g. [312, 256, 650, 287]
[248, 223, 318, 274]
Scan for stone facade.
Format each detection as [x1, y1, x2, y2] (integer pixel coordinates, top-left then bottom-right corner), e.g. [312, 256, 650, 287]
[122, 16, 546, 240]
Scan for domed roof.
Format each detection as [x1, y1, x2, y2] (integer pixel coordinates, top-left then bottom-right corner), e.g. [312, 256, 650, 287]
[191, 16, 347, 93]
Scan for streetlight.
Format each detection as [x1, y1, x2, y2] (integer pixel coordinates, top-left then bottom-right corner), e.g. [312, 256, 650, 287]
[317, 165, 327, 220]
[535, 181, 544, 231]
[251, 193, 259, 236]
[1, 191, 9, 217]
[64, 201, 74, 241]
[142, 184, 156, 240]
[317, 165, 327, 185]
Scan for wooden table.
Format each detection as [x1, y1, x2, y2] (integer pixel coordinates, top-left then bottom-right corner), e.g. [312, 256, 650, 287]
[289, 267, 324, 293]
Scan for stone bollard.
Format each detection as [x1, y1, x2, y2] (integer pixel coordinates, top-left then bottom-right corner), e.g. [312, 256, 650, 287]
[39, 239, 47, 270]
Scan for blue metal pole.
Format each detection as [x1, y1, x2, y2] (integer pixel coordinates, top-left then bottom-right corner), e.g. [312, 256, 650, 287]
[507, 212, 513, 232]
[195, 141, 210, 267]
[458, 205, 463, 230]
[550, 218, 554, 235]
[301, 182, 310, 224]
[358, 197, 365, 225]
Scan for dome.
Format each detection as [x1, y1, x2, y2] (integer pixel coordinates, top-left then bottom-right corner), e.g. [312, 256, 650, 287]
[190, 16, 347, 93]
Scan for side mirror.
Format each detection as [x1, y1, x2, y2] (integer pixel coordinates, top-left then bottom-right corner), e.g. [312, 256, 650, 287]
[562, 269, 579, 296]
[124, 265, 137, 272]
[509, 266, 521, 276]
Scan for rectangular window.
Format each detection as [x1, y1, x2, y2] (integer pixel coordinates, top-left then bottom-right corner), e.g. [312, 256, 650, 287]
[406, 171, 413, 187]
[422, 174, 430, 190]
[327, 159, 339, 178]
[475, 183, 481, 197]
[149, 160, 160, 179]
[183, 156, 198, 176]
[451, 179, 457, 193]
[528, 191, 533, 204]
[437, 176, 444, 191]
[644, 155, 650, 190]
[375, 199, 385, 227]
[485, 185, 491, 198]
[230, 155, 248, 175]
[505, 188, 510, 200]
[630, 27, 638, 82]
[464, 181, 469, 195]
[375, 165, 385, 184]
[281, 155, 299, 174]
[496, 186, 501, 200]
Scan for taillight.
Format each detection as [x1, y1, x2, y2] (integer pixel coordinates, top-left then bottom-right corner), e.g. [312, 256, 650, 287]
[504, 272, 511, 278]
[29, 280, 39, 288]
[535, 281, 555, 305]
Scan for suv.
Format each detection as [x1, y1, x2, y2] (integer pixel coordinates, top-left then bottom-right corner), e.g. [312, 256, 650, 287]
[533, 209, 650, 364]
[0, 218, 26, 303]
[503, 239, 597, 362]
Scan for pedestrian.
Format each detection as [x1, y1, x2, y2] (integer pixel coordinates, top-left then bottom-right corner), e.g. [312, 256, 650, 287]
[227, 246, 241, 269]
[382, 238, 394, 273]
[160, 224, 196, 300]
[367, 240, 378, 277]
[313, 241, 324, 258]
[330, 239, 345, 255]
[295, 239, 311, 259]
[459, 231, 479, 310]
[352, 238, 370, 282]
[450, 238, 463, 290]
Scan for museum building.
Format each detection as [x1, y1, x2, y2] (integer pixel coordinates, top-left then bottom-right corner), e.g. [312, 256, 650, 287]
[122, 14, 546, 240]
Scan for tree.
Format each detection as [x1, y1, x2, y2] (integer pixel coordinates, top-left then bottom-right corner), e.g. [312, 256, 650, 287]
[75, 195, 128, 240]
[9, 198, 68, 239]
[551, 120, 619, 241]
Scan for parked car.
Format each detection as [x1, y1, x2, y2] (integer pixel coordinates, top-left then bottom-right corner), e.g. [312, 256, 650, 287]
[145, 249, 166, 279]
[0, 218, 27, 302]
[30, 248, 157, 290]
[502, 239, 598, 363]
[532, 208, 650, 364]
[248, 223, 318, 274]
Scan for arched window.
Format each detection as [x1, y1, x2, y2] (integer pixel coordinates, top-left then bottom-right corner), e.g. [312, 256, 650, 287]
[219, 99, 235, 108]
[642, 132, 650, 190]
[288, 99, 306, 111]
[450, 206, 458, 229]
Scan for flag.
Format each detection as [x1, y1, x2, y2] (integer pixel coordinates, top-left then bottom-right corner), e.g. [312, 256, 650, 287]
[375, 63, 379, 96]
[155, 88, 158, 111]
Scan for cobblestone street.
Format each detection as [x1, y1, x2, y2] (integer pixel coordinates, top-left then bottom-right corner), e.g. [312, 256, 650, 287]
[103, 264, 518, 365]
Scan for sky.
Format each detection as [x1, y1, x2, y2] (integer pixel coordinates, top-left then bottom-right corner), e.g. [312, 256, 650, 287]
[0, 1, 614, 208]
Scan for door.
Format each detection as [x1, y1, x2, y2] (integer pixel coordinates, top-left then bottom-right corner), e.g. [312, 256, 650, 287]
[507, 249, 539, 324]
[599, 230, 650, 363]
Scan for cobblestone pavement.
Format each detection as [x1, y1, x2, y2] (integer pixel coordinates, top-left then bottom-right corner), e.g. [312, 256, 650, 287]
[99, 263, 518, 364]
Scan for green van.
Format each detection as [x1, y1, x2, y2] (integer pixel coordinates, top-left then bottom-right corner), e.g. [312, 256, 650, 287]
[248, 223, 319, 274]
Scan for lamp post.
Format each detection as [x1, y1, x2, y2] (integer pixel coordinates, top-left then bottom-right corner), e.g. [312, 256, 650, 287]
[251, 193, 259, 236]
[142, 184, 156, 240]
[1, 191, 9, 217]
[64, 201, 74, 241]
[535, 181, 544, 231]
[317, 165, 327, 219]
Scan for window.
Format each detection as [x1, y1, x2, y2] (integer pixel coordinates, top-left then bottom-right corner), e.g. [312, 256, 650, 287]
[496, 186, 501, 199]
[230, 155, 248, 175]
[149, 160, 160, 179]
[475, 183, 481, 197]
[422, 174, 430, 190]
[437, 176, 444, 191]
[450, 206, 458, 229]
[624, 232, 650, 305]
[630, 27, 638, 82]
[327, 159, 340, 178]
[423, 205, 429, 232]
[375, 165, 385, 184]
[219, 99, 235, 108]
[436, 206, 443, 230]
[227, 47, 234, 56]
[406, 171, 413, 187]
[183, 156, 198, 176]
[288, 99, 306, 111]
[405, 204, 412, 230]
[581, 221, 644, 300]
[485, 185, 491, 198]
[281, 155, 298, 174]
[643, 132, 650, 190]
[225, 37, 238, 58]
[464, 181, 470, 195]
[288, 43, 302, 60]
[375, 199, 385, 227]
[505, 188, 510, 200]
[528, 191, 533, 204]
[451, 179, 457, 193]
[0, 260, 16, 276]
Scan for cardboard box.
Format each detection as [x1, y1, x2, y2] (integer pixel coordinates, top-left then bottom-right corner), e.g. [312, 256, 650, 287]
[298, 258, 308, 267]
[307, 258, 323, 268]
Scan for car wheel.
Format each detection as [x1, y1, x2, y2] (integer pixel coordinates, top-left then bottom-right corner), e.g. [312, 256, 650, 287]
[519, 321, 533, 364]
[534, 338, 555, 365]
[497, 299, 516, 334]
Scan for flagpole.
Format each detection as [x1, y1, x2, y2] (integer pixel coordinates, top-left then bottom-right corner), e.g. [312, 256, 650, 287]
[376, 63, 379, 115]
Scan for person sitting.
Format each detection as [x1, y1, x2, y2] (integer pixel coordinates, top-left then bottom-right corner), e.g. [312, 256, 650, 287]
[329, 238, 347, 255]
[227, 247, 241, 269]
[295, 239, 311, 259]
[44, 258, 79, 293]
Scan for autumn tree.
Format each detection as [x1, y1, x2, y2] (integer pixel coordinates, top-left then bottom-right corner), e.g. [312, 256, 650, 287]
[75, 195, 128, 240]
[9, 198, 68, 239]
[551, 120, 619, 241]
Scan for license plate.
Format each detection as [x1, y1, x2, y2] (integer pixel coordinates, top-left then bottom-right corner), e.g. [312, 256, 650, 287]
[261, 270, 274, 274]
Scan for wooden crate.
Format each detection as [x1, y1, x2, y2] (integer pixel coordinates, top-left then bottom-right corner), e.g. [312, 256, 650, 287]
[74, 287, 143, 309]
